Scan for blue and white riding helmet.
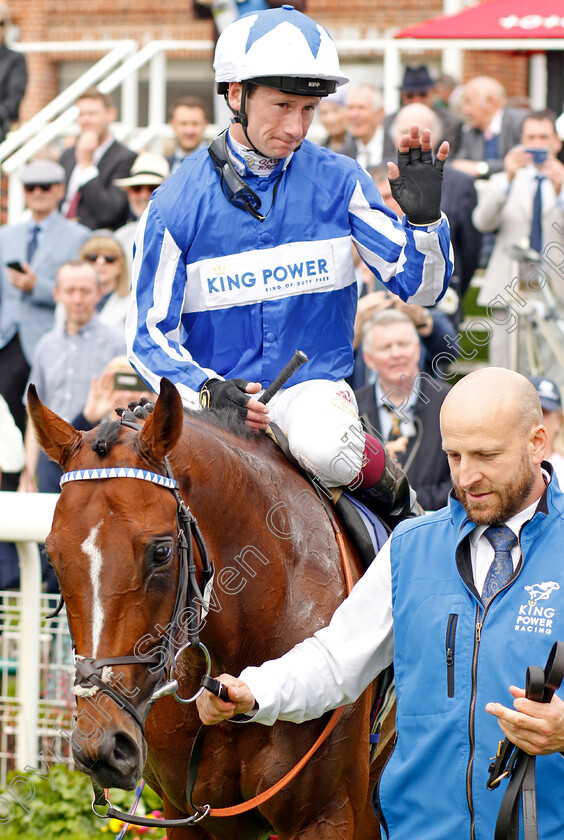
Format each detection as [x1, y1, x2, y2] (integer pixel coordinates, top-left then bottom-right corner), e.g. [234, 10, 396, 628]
[214, 5, 350, 99]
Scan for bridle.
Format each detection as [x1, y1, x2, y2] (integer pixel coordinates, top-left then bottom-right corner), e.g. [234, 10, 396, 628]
[54, 418, 215, 733]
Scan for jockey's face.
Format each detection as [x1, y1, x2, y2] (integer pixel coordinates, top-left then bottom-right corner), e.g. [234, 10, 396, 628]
[229, 84, 320, 158]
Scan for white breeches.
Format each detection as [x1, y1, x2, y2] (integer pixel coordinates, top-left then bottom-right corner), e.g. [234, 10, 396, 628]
[266, 379, 365, 488]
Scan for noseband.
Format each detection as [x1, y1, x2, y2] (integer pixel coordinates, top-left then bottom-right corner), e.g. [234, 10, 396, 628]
[55, 418, 215, 734]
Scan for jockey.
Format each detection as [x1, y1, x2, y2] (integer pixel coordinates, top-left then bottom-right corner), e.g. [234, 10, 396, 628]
[126, 5, 454, 526]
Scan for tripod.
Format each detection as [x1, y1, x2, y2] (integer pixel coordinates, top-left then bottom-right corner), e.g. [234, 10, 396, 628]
[506, 244, 564, 377]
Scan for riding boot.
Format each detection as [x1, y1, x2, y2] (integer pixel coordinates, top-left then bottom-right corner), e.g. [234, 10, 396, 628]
[354, 449, 424, 532]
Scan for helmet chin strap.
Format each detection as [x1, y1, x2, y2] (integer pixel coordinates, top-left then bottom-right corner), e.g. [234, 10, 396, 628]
[225, 81, 278, 159]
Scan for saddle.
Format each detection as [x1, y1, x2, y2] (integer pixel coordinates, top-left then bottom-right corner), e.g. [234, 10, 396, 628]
[266, 423, 389, 568]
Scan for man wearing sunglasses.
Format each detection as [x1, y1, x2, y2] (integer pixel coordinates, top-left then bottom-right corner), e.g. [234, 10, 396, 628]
[128, 7, 453, 524]
[0, 159, 90, 438]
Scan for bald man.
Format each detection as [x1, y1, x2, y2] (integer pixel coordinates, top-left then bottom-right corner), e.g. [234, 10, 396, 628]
[452, 76, 527, 180]
[197, 368, 564, 840]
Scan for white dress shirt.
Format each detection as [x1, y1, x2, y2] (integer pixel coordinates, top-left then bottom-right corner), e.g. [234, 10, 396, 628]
[355, 126, 384, 170]
[240, 490, 544, 727]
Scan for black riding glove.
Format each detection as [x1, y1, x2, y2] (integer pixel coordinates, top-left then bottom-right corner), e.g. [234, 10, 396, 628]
[389, 146, 445, 226]
[199, 378, 251, 420]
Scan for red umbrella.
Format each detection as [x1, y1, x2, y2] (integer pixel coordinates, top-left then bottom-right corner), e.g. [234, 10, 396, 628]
[396, 0, 564, 39]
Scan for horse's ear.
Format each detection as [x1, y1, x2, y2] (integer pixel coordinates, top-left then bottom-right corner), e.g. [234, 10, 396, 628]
[26, 384, 82, 467]
[138, 378, 183, 462]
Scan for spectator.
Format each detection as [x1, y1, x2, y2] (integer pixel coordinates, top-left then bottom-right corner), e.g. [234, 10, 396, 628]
[356, 309, 452, 510]
[318, 88, 356, 158]
[528, 376, 564, 487]
[114, 152, 170, 268]
[452, 76, 527, 180]
[72, 354, 156, 433]
[433, 72, 458, 109]
[29, 354, 156, 496]
[19, 260, 125, 494]
[166, 96, 209, 175]
[198, 367, 564, 840]
[60, 88, 136, 230]
[0, 3, 27, 142]
[79, 233, 130, 331]
[0, 159, 90, 436]
[472, 110, 564, 368]
[383, 65, 463, 156]
[345, 84, 395, 169]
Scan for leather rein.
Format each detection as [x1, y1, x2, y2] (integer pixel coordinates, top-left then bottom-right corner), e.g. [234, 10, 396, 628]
[56, 417, 356, 829]
[487, 640, 564, 840]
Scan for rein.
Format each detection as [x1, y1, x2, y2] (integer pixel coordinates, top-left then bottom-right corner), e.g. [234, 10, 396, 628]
[487, 641, 564, 840]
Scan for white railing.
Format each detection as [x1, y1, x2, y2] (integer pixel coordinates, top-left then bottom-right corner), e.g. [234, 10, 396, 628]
[0, 493, 58, 770]
[1, 38, 217, 223]
[0, 41, 138, 164]
[0, 40, 139, 223]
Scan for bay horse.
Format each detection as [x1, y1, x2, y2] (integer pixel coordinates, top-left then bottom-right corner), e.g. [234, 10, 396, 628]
[28, 378, 391, 840]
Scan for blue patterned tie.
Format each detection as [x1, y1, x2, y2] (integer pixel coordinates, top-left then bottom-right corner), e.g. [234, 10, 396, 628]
[529, 175, 543, 253]
[483, 130, 498, 160]
[27, 224, 41, 263]
[482, 525, 518, 605]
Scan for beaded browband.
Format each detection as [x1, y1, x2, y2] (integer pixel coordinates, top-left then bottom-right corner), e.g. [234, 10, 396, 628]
[59, 467, 178, 490]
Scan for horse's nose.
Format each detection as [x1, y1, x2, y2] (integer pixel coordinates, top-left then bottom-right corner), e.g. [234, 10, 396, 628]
[73, 728, 144, 790]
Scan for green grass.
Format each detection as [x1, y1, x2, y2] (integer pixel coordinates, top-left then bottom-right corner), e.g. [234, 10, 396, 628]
[455, 275, 491, 373]
[1, 765, 166, 839]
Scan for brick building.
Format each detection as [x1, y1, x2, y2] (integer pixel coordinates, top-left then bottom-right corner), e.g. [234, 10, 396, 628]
[7, 0, 530, 128]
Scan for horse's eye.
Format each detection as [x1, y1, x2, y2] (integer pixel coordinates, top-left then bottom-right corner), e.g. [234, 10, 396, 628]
[150, 542, 173, 565]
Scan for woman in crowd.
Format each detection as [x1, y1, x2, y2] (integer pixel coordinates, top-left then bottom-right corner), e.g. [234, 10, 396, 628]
[79, 233, 130, 331]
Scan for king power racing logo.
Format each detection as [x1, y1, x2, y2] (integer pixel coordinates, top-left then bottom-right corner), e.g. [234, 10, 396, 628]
[197, 241, 338, 310]
[514, 581, 560, 634]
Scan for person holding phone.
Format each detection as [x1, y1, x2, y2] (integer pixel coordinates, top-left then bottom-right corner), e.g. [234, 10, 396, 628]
[472, 109, 564, 369]
[0, 159, 90, 438]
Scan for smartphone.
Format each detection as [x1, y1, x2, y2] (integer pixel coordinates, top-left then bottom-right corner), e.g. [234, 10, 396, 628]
[113, 371, 148, 392]
[6, 260, 25, 273]
[525, 148, 548, 165]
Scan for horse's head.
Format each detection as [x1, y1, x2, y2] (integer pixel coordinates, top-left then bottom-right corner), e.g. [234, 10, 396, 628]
[28, 379, 188, 789]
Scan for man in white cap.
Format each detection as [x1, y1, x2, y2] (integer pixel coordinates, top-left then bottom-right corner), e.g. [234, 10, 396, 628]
[0, 158, 91, 438]
[128, 6, 454, 525]
[114, 151, 170, 269]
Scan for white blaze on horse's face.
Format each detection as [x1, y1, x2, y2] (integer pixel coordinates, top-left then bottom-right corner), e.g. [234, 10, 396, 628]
[81, 521, 104, 657]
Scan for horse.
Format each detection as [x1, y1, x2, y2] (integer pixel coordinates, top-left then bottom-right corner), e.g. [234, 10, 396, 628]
[28, 378, 392, 840]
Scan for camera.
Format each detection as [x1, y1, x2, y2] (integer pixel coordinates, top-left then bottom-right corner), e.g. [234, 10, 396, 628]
[113, 371, 147, 392]
[525, 148, 548, 165]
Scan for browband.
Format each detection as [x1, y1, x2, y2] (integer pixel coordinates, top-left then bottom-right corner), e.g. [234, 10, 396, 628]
[60, 467, 177, 490]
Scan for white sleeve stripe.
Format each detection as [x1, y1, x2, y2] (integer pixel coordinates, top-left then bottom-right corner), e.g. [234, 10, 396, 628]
[348, 181, 405, 248]
[127, 209, 213, 394]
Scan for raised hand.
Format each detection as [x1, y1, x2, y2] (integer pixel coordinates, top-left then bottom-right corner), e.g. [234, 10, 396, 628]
[387, 125, 449, 225]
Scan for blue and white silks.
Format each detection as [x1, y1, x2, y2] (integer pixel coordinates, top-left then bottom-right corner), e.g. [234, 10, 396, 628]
[126, 138, 453, 407]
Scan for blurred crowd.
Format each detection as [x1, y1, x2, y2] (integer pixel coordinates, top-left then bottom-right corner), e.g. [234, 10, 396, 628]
[1, 6, 564, 590]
